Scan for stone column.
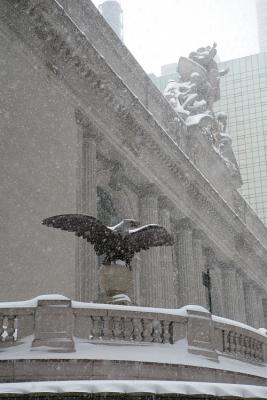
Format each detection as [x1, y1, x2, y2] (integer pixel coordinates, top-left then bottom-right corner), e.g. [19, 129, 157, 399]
[263, 298, 267, 329]
[192, 230, 207, 308]
[158, 197, 175, 308]
[235, 269, 247, 324]
[75, 110, 99, 302]
[244, 281, 261, 328]
[205, 249, 224, 316]
[176, 218, 196, 306]
[221, 263, 240, 321]
[139, 184, 161, 307]
[255, 288, 266, 329]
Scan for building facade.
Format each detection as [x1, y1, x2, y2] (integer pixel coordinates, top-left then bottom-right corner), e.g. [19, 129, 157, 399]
[1, 0, 267, 331]
[215, 53, 267, 226]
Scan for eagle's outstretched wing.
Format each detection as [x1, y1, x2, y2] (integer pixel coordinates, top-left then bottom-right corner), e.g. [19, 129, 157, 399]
[42, 214, 117, 256]
[126, 224, 174, 254]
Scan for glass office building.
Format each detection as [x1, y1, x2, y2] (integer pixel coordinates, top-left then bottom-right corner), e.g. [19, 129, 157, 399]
[216, 53, 267, 225]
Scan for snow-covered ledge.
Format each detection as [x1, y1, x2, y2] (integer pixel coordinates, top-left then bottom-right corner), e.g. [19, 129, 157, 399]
[0, 295, 267, 385]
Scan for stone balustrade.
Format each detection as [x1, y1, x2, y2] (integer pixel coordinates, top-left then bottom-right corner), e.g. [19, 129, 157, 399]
[73, 307, 186, 345]
[214, 317, 266, 363]
[0, 296, 266, 365]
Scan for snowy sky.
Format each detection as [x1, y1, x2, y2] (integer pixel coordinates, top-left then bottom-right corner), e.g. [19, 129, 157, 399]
[92, 0, 259, 75]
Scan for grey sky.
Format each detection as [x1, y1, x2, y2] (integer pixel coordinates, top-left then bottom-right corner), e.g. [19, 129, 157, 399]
[93, 0, 259, 75]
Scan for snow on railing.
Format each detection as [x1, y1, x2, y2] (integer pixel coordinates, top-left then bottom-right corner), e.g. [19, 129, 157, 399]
[0, 295, 266, 364]
[73, 308, 183, 345]
[214, 319, 265, 363]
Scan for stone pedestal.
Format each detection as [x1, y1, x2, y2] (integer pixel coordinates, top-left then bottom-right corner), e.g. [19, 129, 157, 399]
[187, 308, 218, 360]
[31, 298, 75, 352]
[98, 263, 133, 305]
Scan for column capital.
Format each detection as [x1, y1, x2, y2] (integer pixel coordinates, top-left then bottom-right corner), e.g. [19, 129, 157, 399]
[158, 196, 174, 212]
[235, 267, 246, 279]
[234, 234, 251, 252]
[138, 183, 159, 199]
[192, 229, 204, 241]
[176, 217, 193, 232]
[243, 279, 255, 291]
[204, 248, 216, 265]
[75, 109, 101, 141]
[219, 261, 236, 272]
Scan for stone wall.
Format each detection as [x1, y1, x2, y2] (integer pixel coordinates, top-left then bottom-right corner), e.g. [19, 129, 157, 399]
[0, 26, 77, 300]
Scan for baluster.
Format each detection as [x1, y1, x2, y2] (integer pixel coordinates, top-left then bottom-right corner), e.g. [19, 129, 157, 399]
[124, 318, 133, 341]
[244, 337, 250, 359]
[13, 317, 18, 341]
[235, 333, 241, 357]
[247, 337, 252, 360]
[251, 338, 256, 360]
[1, 317, 9, 342]
[222, 330, 226, 353]
[162, 321, 171, 344]
[229, 331, 235, 355]
[152, 320, 162, 343]
[88, 316, 94, 339]
[112, 317, 123, 339]
[92, 316, 103, 339]
[225, 331, 231, 353]
[255, 341, 263, 362]
[258, 342, 264, 362]
[142, 319, 153, 342]
[102, 316, 111, 340]
[132, 318, 142, 342]
[239, 334, 245, 358]
[254, 340, 259, 361]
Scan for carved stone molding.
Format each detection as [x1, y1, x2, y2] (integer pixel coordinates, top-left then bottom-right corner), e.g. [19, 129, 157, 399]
[75, 109, 102, 142]
[204, 248, 216, 267]
[219, 261, 235, 272]
[192, 229, 205, 242]
[158, 196, 175, 212]
[234, 234, 252, 253]
[138, 183, 160, 199]
[176, 217, 193, 232]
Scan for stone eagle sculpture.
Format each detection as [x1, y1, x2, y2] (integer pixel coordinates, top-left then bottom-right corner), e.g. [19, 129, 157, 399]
[42, 214, 174, 269]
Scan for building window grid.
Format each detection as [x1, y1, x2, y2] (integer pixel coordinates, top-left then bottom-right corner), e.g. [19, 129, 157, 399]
[217, 53, 267, 224]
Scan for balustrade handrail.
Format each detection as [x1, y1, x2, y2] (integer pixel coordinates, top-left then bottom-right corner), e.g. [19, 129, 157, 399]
[0, 296, 266, 364]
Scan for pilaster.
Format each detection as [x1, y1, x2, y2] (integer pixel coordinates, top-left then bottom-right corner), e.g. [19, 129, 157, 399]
[244, 281, 261, 328]
[158, 196, 175, 308]
[176, 218, 195, 306]
[221, 262, 240, 321]
[235, 269, 247, 324]
[192, 230, 207, 308]
[255, 287, 266, 329]
[139, 184, 161, 307]
[75, 109, 99, 302]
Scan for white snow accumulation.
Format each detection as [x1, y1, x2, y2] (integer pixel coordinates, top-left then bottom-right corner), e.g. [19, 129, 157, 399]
[1, 295, 267, 380]
[1, 295, 266, 336]
[2, 335, 267, 379]
[0, 380, 267, 398]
